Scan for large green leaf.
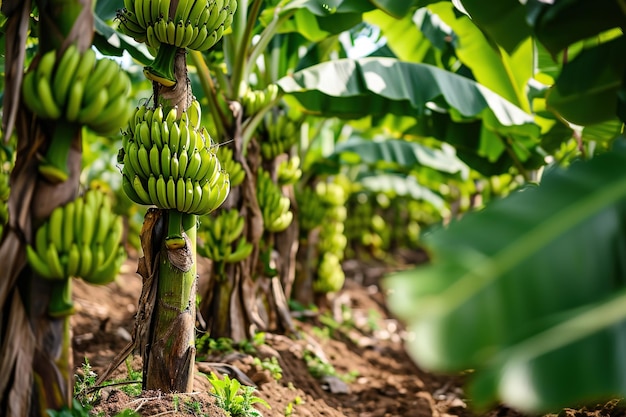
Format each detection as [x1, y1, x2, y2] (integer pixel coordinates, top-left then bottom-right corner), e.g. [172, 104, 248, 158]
[358, 173, 446, 210]
[364, 9, 439, 65]
[456, 0, 531, 54]
[261, 0, 375, 41]
[546, 36, 626, 126]
[385, 148, 626, 413]
[526, 0, 626, 56]
[309, 135, 468, 177]
[93, 14, 153, 66]
[367, 0, 421, 18]
[427, 2, 532, 111]
[277, 57, 538, 130]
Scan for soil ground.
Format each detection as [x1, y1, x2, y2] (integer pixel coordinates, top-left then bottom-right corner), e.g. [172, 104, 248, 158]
[71, 252, 625, 417]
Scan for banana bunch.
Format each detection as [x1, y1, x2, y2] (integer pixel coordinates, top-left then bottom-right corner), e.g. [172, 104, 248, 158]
[277, 155, 302, 186]
[25, 189, 126, 285]
[22, 46, 133, 135]
[315, 181, 346, 207]
[313, 252, 345, 294]
[216, 145, 245, 187]
[260, 112, 299, 161]
[295, 186, 326, 233]
[198, 209, 253, 263]
[257, 168, 293, 233]
[118, 0, 236, 50]
[318, 221, 347, 257]
[241, 84, 279, 116]
[120, 101, 230, 216]
[118, 0, 237, 86]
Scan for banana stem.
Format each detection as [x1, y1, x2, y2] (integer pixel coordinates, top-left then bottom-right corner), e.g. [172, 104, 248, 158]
[144, 44, 179, 86]
[165, 210, 185, 249]
[47, 279, 74, 318]
[39, 121, 80, 183]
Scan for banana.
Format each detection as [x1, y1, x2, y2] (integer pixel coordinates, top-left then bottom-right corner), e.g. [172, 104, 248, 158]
[94, 198, 113, 244]
[132, 175, 152, 204]
[34, 221, 49, 259]
[107, 68, 132, 100]
[146, 24, 160, 49]
[137, 144, 152, 178]
[166, 176, 177, 209]
[188, 0, 205, 25]
[148, 0, 161, 24]
[170, 153, 180, 180]
[188, 99, 202, 130]
[135, 0, 147, 28]
[118, 17, 147, 42]
[156, 175, 170, 208]
[173, 20, 185, 47]
[166, 20, 177, 44]
[154, 18, 169, 43]
[36, 74, 62, 119]
[88, 95, 132, 136]
[158, 0, 170, 20]
[78, 244, 94, 278]
[61, 200, 75, 253]
[86, 246, 124, 285]
[123, 173, 149, 205]
[180, 21, 195, 48]
[185, 150, 202, 180]
[47, 206, 64, 252]
[147, 174, 160, 207]
[46, 243, 66, 279]
[195, 147, 218, 183]
[183, 178, 195, 212]
[73, 48, 97, 82]
[26, 245, 54, 279]
[225, 238, 253, 263]
[160, 144, 172, 178]
[178, 149, 189, 178]
[149, 144, 161, 176]
[138, 120, 152, 149]
[128, 141, 147, 178]
[83, 58, 118, 104]
[77, 88, 108, 125]
[178, 123, 191, 154]
[187, 25, 208, 50]
[176, 177, 187, 211]
[196, 24, 223, 51]
[52, 45, 80, 106]
[21, 71, 47, 117]
[188, 180, 204, 213]
[151, 122, 163, 151]
[66, 243, 81, 277]
[168, 120, 181, 154]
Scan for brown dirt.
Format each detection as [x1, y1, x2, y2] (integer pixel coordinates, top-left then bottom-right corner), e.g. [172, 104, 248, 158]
[70, 253, 624, 417]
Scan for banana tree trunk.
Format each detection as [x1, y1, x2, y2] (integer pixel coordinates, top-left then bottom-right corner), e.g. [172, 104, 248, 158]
[0, 0, 92, 415]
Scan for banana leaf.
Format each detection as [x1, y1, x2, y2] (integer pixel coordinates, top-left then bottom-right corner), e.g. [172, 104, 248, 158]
[546, 36, 626, 126]
[93, 14, 153, 66]
[310, 136, 468, 177]
[277, 57, 540, 136]
[357, 173, 446, 211]
[385, 147, 626, 413]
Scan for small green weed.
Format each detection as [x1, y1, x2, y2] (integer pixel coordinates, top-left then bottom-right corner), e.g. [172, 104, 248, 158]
[252, 356, 283, 381]
[196, 333, 267, 358]
[303, 349, 358, 383]
[284, 396, 303, 416]
[207, 373, 270, 417]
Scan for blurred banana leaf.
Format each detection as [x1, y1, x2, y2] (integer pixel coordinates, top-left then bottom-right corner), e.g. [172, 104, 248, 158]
[357, 172, 446, 211]
[310, 135, 468, 177]
[546, 36, 626, 126]
[385, 147, 626, 413]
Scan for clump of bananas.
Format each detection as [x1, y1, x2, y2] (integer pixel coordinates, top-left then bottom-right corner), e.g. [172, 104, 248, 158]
[120, 99, 230, 215]
[119, 99, 230, 249]
[22, 46, 133, 133]
[198, 209, 253, 264]
[260, 112, 299, 161]
[25, 189, 126, 316]
[216, 145, 245, 187]
[297, 180, 348, 294]
[257, 168, 292, 233]
[277, 155, 302, 186]
[117, 0, 237, 86]
[21, 46, 133, 183]
[313, 252, 345, 294]
[241, 84, 280, 116]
